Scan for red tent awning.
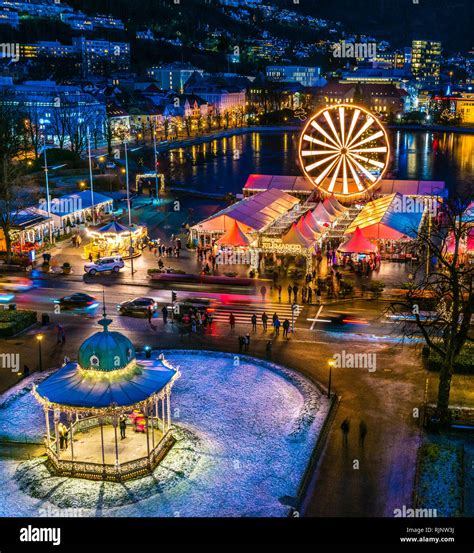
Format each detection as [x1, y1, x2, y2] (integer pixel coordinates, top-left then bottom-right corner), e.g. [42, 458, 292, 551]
[216, 220, 251, 247]
[338, 227, 378, 253]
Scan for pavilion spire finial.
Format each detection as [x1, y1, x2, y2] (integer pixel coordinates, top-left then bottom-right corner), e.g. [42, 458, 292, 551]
[98, 288, 112, 331]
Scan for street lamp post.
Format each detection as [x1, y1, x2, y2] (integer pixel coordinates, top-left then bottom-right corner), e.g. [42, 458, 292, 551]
[42, 139, 53, 243]
[36, 334, 43, 372]
[123, 140, 135, 276]
[86, 126, 96, 226]
[327, 360, 335, 398]
[153, 120, 159, 204]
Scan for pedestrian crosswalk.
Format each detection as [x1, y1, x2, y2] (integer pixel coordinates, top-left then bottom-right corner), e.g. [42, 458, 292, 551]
[209, 301, 302, 327]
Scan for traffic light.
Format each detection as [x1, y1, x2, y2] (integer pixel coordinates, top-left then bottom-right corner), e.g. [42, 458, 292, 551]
[171, 291, 177, 303]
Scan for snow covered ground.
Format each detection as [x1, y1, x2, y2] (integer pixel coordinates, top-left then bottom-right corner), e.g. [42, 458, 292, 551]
[0, 350, 330, 517]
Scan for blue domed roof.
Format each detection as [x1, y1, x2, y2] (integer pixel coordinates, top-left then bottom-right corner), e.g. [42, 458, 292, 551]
[78, 315, 135, 372]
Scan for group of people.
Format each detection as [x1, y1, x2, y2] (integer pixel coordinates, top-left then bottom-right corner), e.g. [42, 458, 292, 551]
[181, 308, 213, 332]
[151, 237, 182, 259]
[340, 419, 368, 447]
[231, 311, 292, 339]
[197, 248, 218, 274]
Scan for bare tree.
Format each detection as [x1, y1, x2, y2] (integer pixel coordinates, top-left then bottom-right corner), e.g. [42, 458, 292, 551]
[389, 196, 474, 424]
[0, 95, 29, 262]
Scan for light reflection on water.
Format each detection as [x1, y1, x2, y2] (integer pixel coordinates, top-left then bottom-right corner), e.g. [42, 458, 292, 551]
[159, 130, 473, 197]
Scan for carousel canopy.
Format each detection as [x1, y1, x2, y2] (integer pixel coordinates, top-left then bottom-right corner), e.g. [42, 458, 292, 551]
[35, 314, 178, 409]
[216, 219, 251, 247]
[191, 190, 300, 233]
[312, 202, 335, 224]
[345, 193, 423, 240]
[94, 220, 135, 235]
[338, 227, 377, 254]
[282, 223, 315, 248]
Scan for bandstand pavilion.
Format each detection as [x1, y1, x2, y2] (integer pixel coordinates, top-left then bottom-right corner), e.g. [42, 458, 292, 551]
[33, 310, 180, 482]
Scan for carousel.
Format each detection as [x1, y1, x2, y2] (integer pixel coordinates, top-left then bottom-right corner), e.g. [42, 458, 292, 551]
[84, 220, 147, 260]
[32, 307, 180, 482]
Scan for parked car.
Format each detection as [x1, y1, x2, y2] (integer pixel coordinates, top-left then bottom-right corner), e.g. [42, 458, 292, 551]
[117, 297, 157, 317]
[0, 276, 34, 291]
[54, 293, 98, 310]
[84, 256, 124, 275]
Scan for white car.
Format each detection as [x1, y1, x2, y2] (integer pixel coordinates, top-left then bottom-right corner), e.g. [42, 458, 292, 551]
[84, 256, 124, 275]
[0, 276, 33, 291]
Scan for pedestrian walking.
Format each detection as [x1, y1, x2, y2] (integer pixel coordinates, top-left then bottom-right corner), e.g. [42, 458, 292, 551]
[260, 285, 267, 302]
[273, 317, 281, 337]
[147, 306, 153, 325]
[238, 335, 244, 352]
[359, 420, 367, 446]
[265, 340, 272, 359]
[282, 318, 290, 338]
[341, 419, 350, 445]
[307, 286, 313, 304]
[244, 333, 250, 351]
[229, 312, 235, 330]
[119, 414, 127, 439]
[292, 285, 299, 304]
[302, 285, 307, 303]
[316, 288, 321, 304]
[56, 323, 65, 344]
[261, 311, 268, 331]
[162, 305, 168, 324]
[251, 313, 257, 332]
[287, 285, 292, 303]
[88, 252, 93, 262]
[277, 284, 282, 302]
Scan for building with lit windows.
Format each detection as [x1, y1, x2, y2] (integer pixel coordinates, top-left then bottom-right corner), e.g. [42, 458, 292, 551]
[266, 65, 320, 87]
[71, 37, 130, 76]
[411, 40, 442, 84]
[146, 63, 203, 93]
[318, 81, 408, 115]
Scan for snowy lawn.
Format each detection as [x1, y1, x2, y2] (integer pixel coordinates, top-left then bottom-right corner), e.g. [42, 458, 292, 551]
[0, 350, 330, 517]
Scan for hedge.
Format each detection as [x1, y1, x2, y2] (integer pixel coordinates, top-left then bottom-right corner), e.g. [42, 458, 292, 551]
[0, 310, 37, 337]
[415, 442, 463, 517]
[426, 344, 474, 375]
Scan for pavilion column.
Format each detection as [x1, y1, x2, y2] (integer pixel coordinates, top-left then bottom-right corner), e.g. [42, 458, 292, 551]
[112, 415, 119, 473]
[145, 402, 150, 461]
[150, 399, 155, 450]
[160, 396, 165, 433]
[53, 409, 60, 457]
[166, 387, 171, 430]
[44, 406, 50, 449]
[99, 417, 106, 468]
[68, 412, 74, 462]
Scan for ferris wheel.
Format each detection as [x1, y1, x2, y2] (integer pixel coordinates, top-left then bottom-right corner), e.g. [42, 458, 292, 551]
[298, 104, 390, 200]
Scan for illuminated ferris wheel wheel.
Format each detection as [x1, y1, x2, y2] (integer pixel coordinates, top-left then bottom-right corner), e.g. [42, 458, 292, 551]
[298, 104, 390, 200]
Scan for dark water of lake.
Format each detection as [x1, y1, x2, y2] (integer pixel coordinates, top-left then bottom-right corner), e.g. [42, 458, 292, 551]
[153, 130, 473, 198]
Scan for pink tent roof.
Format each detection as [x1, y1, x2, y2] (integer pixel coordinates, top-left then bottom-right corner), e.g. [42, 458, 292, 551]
[323, 197, 339, 217]
[304, 210, 325, 234]
[216, 220, 251, 247]
[192, 189, 299, 233]
[328, 194, 347, 213]
[296, 215, 320, 239]
[312, 202, 335, 224]
[445, 228, 474, 254]
[282, 223, 315, 247]
[338, 227, 378, 253]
